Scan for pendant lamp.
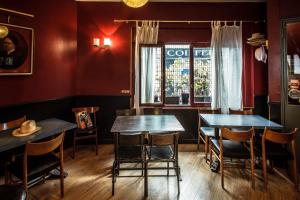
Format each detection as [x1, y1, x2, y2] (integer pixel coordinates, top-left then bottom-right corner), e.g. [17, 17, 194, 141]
[123, 0, 148, 8]
[0, 25, 8, 38]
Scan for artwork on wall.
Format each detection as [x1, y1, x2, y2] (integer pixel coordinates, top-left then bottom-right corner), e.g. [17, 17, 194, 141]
[0, 23, 34, 75]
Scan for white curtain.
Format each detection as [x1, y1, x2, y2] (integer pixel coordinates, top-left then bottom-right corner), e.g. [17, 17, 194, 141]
[134, 21, 159, 111]
[141, 47, 159, 103]
[211, 21, 243, 113]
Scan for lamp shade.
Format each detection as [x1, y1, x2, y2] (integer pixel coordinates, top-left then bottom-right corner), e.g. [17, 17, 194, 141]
[123, 0, 148, 8]
[0, 25, 8, 38]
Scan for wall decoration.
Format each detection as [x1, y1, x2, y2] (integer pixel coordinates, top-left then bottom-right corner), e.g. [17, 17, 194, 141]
[0, 23, 34, 75]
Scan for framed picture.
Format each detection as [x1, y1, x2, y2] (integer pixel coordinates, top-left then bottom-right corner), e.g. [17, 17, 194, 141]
[0, 23, 34, 75]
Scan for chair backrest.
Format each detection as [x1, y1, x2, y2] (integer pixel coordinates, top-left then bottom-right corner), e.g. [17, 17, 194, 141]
[149, 132, 179, 146]
[25, 132, 65, 156]
[116, 108, 136, 116]
[198, 108, 221, 128]
[229, 108, 253, 115]
[143, 108, 163, 115]
[220, 128, 254, 142]
[72, 106, 99, 128]
[0, 116, 26, 131]
[262, 128, 298, 144]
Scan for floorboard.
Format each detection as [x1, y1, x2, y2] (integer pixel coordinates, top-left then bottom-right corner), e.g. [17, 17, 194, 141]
[14, 144, 300, 200]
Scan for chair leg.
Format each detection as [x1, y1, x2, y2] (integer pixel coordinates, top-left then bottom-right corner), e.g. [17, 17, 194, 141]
[60, 165, 64, 198]
[205, 136, 208, 163]
[167, 162, 169, 177]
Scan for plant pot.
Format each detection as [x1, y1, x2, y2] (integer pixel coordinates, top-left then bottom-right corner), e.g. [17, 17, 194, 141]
[181, 93, 189, 104]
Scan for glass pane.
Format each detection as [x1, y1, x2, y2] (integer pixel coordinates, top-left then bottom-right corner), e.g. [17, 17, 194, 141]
[140, 46, 162, 104]
[287, 22, 300, 105]
[165, 44, 190, 105]
[193, 48, 212, 103]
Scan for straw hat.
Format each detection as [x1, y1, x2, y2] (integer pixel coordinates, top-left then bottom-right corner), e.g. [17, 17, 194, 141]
[12, 120, 41, 137]
[247, 33, 265, 41]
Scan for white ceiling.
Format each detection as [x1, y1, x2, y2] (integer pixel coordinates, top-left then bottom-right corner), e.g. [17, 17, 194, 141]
[76, 0, 266, 2]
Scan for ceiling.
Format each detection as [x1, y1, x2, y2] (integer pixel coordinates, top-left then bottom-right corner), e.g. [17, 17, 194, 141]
[76, 0, 266, 2]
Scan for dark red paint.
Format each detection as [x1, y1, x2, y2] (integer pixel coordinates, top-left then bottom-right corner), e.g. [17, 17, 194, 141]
[0, 0, 77, 106]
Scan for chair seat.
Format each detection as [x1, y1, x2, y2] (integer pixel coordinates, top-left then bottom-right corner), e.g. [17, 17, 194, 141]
[75, 127, 98, 136]
[146, 146, 174, 160]
[0, 185, 26, 200]
[263, 143, 293, 160]
[200, 127, 219, 137]
[118, 146, 144, 160]
[211, 139, 250, 159]
[8, 153, 60, 181]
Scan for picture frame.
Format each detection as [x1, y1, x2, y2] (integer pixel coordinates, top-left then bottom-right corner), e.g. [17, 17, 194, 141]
[0, 23, 34, 75]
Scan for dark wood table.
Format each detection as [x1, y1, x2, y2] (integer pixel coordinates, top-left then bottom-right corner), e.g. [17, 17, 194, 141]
[111, 115, 185, 197]
[200, 114, 283, 138]
[0, 118, 77, 153]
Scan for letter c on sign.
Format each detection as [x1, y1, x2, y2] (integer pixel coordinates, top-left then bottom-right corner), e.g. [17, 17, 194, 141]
[167, 50, 175, 57]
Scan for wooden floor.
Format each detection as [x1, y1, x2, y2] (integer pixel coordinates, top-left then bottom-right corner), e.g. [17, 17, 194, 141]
[23, 144, 300, 200]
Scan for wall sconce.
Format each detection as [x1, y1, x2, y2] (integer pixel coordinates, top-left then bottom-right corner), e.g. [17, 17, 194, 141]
[93, 38, 111, 48]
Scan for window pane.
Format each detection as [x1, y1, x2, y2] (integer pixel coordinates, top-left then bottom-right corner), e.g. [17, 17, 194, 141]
[140, 47, 162, 104]
[165, 44, 190, 105]
[193, 48, 212, 103]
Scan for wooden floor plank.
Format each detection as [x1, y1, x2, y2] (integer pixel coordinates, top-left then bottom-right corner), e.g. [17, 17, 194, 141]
[18, 144, 300, 200]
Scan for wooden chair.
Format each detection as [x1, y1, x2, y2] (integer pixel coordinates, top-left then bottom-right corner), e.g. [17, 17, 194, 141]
[210, 128, 255, 189]
[0, 116, 26, 131]
[198, 108, 221, 162]
[229, 107, 254, 115]
[262, 128, 298, 190]
[112, 108, 146, 195]
[145, 132, 180, 195]
[6, 132, 65, 197]
[72, 106, 99, 158]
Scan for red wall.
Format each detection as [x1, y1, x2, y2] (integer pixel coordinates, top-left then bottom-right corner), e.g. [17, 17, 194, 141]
[0, 0, 77, 106]
[76, 2, 267, 106]
[267, 0, 300, 103]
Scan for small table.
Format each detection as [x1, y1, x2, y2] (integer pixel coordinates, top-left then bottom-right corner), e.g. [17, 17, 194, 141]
[111, 115, 185, 197]
[0, 118, 77, 153]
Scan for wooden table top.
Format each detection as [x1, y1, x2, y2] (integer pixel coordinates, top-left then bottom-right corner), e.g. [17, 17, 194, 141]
[200, 114, 283, 129]
[111, 115, 185, 133]
[0, 118, 77, 152]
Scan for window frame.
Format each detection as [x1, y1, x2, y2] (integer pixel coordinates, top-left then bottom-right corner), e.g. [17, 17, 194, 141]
[139, 42, 211, 107]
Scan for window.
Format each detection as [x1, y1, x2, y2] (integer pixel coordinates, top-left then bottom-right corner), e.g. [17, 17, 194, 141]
[140, 44, 212, 106]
